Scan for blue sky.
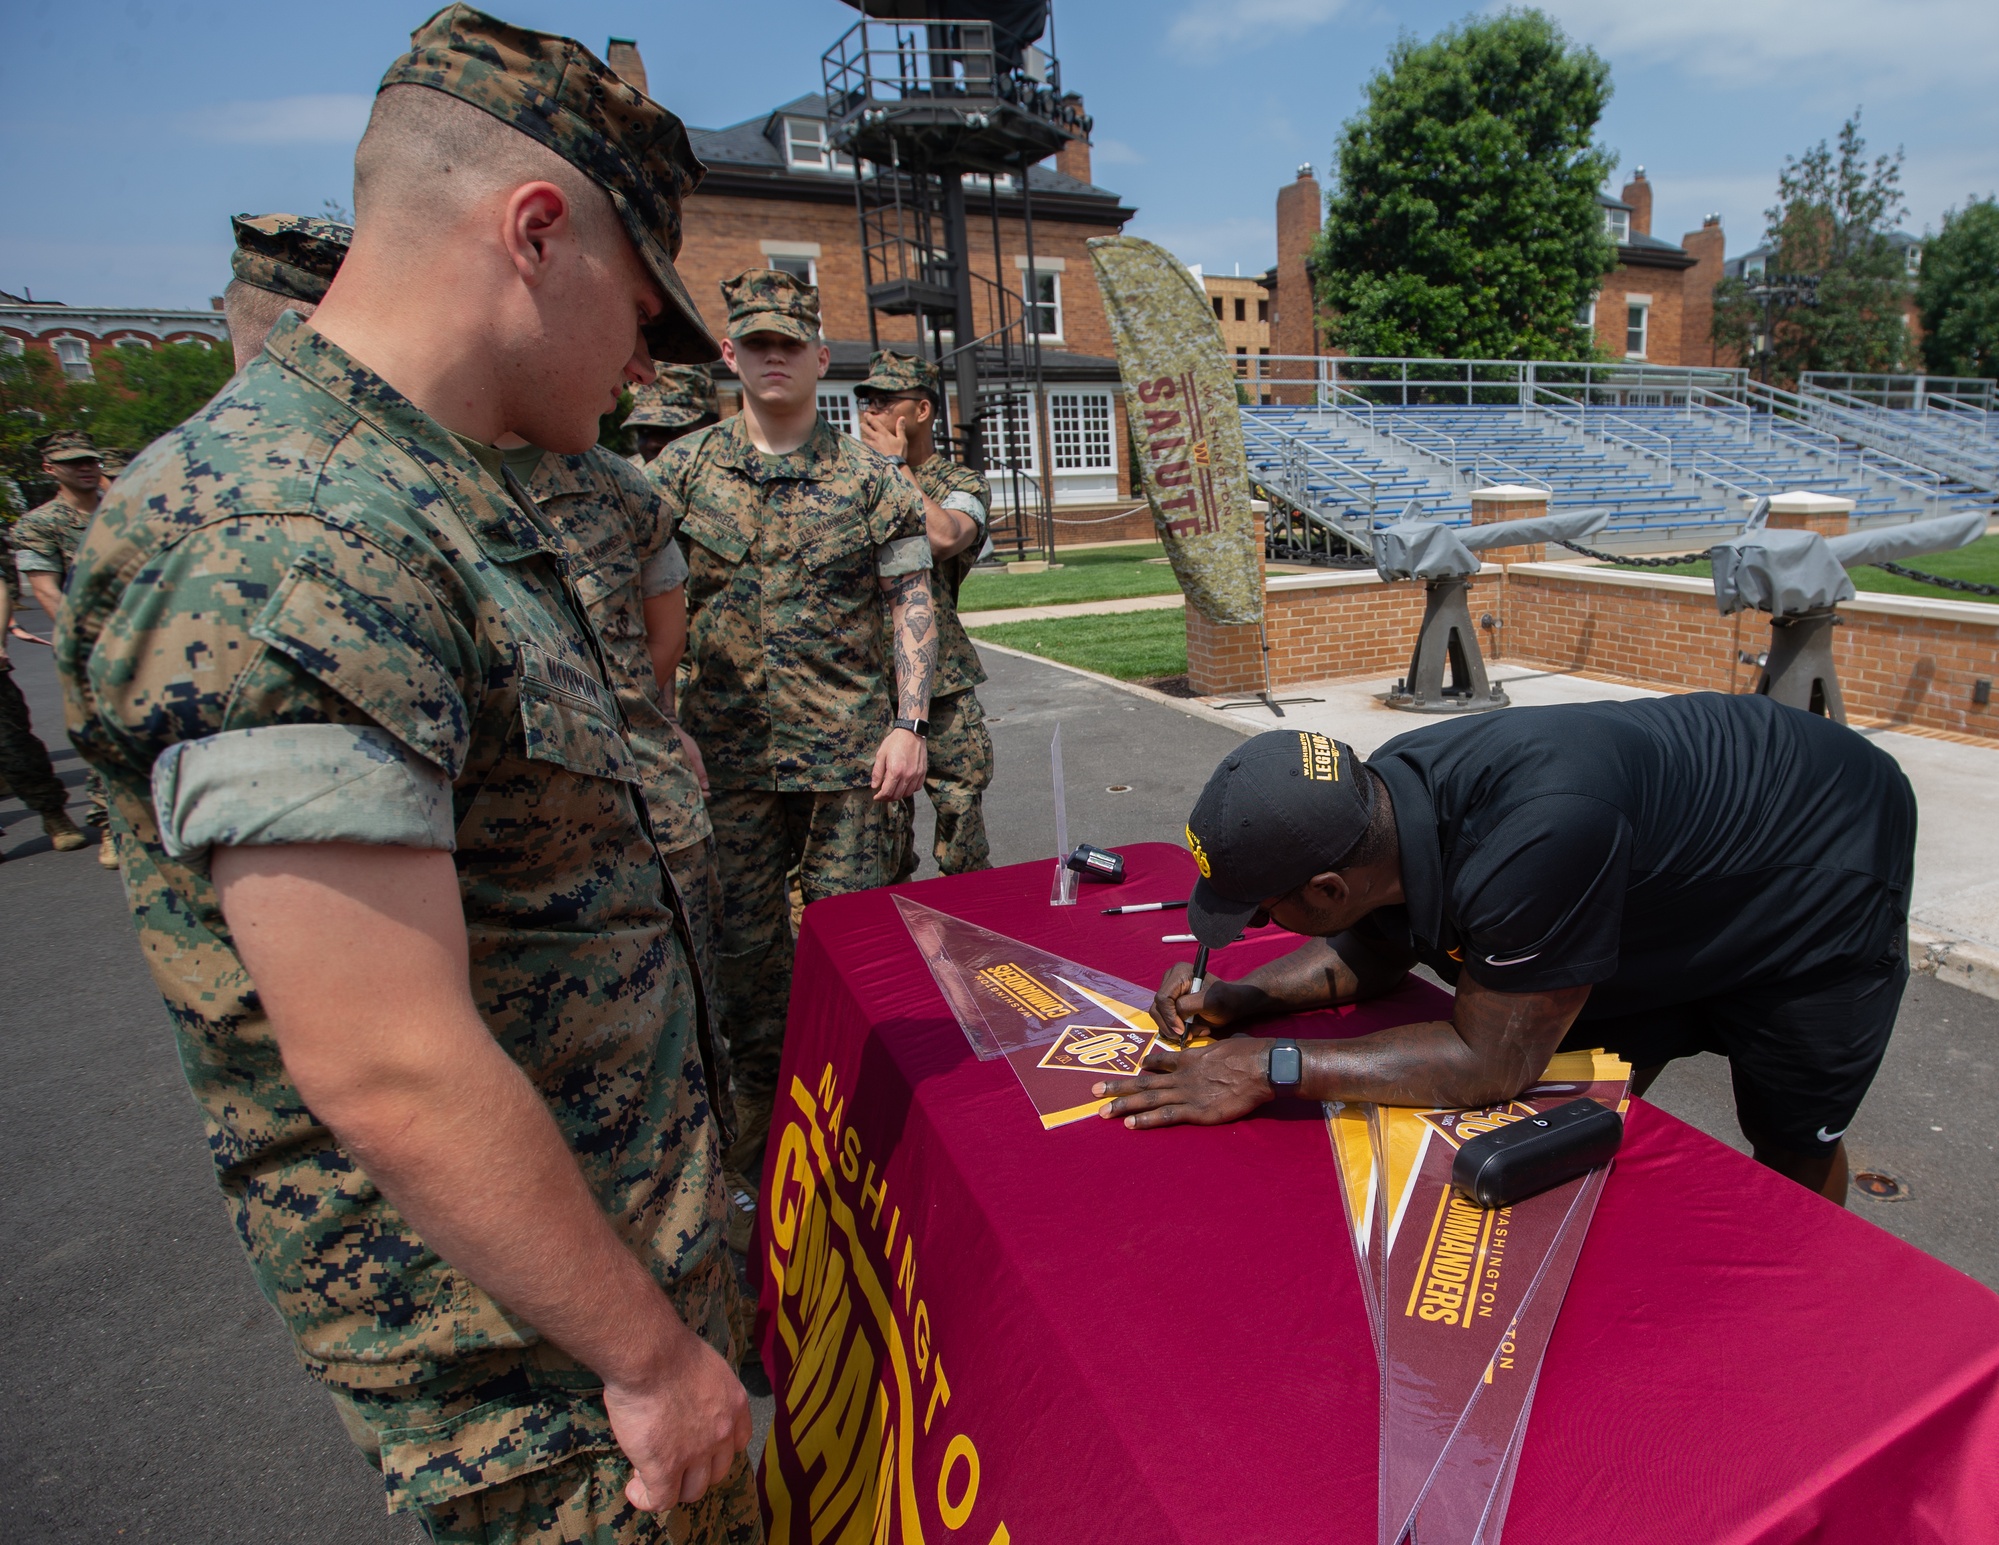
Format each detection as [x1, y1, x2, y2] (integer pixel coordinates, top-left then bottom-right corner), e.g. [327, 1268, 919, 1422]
[3, 0, 1994, 309]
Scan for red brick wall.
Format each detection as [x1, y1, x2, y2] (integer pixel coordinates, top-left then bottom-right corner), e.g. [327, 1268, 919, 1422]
[1594, 266, 1686, 367]
[1188, 571, 1503, 695]
[1502, 570, 1753, 692]
[1199, 563, 1999, 741]
[676, 191, 1122, 359]
[1503, 567, 1998, 739]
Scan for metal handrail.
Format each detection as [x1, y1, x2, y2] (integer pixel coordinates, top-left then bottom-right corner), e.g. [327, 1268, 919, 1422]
[1467, 453, 1551, 493]
[1687, 448, 1772, 498]
[1240, 416, 1381, 523]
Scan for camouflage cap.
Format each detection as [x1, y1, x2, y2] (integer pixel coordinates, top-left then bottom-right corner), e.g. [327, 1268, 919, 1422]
[855, 349, 941, 400]
[626, 365, 718, 429]
[721, 268, 820, 343]
[229, 214, 352, 303]
[42, 430, 101, 463]
[380, 5, 717, 364]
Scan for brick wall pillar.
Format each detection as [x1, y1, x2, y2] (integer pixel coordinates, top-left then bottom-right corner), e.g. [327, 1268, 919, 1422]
[1469, 484, 1549, 565]
[1764, 490, 1855, 537]
[1185, 548, 1270, 695]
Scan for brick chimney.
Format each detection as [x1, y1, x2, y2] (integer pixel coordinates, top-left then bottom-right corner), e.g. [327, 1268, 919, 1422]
[605, 37, 648, 96]
[1621, 166, 1652, 238]
[1055, 95, 1091, 185]
[1680, 213, 1725, 367]
[1272, 162, 1323, 365]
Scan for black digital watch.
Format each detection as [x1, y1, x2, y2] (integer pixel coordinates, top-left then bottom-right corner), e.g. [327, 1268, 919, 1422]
[1267, 1037, 1303, 1093]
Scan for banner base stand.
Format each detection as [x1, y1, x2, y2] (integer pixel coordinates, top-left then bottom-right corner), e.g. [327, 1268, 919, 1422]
[1213, 693, 1322, 716]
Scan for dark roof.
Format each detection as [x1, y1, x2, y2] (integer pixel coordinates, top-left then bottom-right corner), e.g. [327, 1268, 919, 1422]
[1724, 231, 1920, 280]
[688, 93, 1129, 205]
[712, 338, 1120, 383]
[1597, 191, 1634, 212]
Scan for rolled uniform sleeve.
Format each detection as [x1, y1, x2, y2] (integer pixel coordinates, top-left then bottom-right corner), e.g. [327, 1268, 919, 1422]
[872, 464, 932, 578]
[940, 488, 989, 535]
[1450, 794, 1632, 994]
[78, 516, 475, 865]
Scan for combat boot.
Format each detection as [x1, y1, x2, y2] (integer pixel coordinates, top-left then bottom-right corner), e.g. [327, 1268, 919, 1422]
[98, 828, 119, 869]
[44, 810, 88, 851]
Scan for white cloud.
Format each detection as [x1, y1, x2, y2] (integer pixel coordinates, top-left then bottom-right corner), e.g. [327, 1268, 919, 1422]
[1092, 138, 1146, 166]
[1532, 0, 1999, 96]
[183, 94, 373, 145]
[1166, 0, 1350, 54]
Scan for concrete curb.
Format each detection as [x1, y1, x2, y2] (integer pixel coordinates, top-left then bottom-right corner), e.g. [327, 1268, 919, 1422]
[1910, 925, 1999, 1003]
[970, 639, 1258, 738]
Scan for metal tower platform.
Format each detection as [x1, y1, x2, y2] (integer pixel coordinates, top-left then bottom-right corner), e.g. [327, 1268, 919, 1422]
[823, 3, 1090, 559]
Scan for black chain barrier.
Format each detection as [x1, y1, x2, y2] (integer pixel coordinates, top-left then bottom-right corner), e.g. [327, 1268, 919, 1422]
[1870, 560, 1999, 597]
[1556, 541, 1715, 567]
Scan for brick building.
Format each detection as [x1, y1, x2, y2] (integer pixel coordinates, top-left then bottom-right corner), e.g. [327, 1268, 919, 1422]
[1200, 271, 1271, 391]
[0, 295, 231, 381]
[659, 46, 1145, 531]
[1260, 164, 1737, 370]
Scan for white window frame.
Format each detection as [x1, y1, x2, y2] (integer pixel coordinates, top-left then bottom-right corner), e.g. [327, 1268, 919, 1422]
[768, 254, 817, 286]
[783, 117, 851, 174]
[51, 335, 93, 381]
[1605, 208, 1630, 244]
[1047, 391, 1115, 473]
[113, 335, 152, 351]
[816, 388, 857, 438]
[1, 335, 23, 357]
[1625, 301, 1650, 360]
[1576, 296, 1597, 332]
[1023, 271, 1063, 342]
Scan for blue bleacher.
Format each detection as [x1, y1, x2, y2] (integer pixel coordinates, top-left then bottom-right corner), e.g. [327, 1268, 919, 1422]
[1243, 398, 1981, 552]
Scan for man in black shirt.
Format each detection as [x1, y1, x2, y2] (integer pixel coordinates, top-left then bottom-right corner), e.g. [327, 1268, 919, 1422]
[1097, 695, 1916, 1202]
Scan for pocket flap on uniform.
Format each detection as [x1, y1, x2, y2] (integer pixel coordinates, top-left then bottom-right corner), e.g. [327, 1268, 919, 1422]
[516, 643, 636, 784]
[250, 553, 470, 778]
[679, 506, 750, 565]
[376, 1391, 615, 1511]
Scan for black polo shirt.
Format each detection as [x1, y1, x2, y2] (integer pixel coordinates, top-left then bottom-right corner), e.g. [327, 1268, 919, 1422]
[1355, 693, 1916, 1019]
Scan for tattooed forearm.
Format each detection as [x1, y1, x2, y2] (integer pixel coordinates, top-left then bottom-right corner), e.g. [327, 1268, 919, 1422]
[884, 569, 937, 721]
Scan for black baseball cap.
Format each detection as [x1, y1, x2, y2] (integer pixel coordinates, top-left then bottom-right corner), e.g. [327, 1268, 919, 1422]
[1184, 730, 1376, 947]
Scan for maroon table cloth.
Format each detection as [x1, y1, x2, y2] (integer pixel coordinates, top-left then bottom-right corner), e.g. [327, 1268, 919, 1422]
[754, 843, 1999, 1543]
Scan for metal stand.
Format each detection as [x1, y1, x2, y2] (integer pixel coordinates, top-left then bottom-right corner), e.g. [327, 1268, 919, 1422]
[1756, 608, 1846, 723]
[1385, 577, 1508, 714]
[1213, 619, 1322, 715]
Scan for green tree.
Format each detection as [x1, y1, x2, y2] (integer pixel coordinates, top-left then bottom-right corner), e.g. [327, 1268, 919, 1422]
[1917, 197, 1999, 380]
[1311, 9, 1616, 361]
[0, 347, 88, 511]
[1712, 112, 1911, 385]
[84, 341, 236, 450]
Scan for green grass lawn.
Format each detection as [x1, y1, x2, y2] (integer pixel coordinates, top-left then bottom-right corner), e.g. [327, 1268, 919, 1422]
[1613, 532, 1999, 605]
[966, 607, 1188, 681]
[959, 542, 1182, 611]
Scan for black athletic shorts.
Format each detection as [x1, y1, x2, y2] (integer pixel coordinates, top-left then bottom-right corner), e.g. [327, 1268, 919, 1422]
[1559, 931, 1909, 1156]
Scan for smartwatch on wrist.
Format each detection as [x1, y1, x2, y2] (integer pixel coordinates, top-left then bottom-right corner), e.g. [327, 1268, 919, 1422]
[882, 454, 907, 467]
[892, 717, 930, 738]
[1267, 1038, 1303, 1094]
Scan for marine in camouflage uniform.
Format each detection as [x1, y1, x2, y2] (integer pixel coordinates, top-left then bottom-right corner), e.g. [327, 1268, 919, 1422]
[0, 493, 87, 852]
[648, 270, 930, 1182]
[626, 366, 718, 468]
[14, 430, 112, 858]
[55, 12, 756, 1543]
[525, 443, 730, 1130]
[224, 212, 352, 368]
[855, 352, 996, 880]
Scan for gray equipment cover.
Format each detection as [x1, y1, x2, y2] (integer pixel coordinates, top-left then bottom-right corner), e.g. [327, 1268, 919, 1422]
[1712, 510, 1985, 615]
[1373, 504, 1609, 581]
